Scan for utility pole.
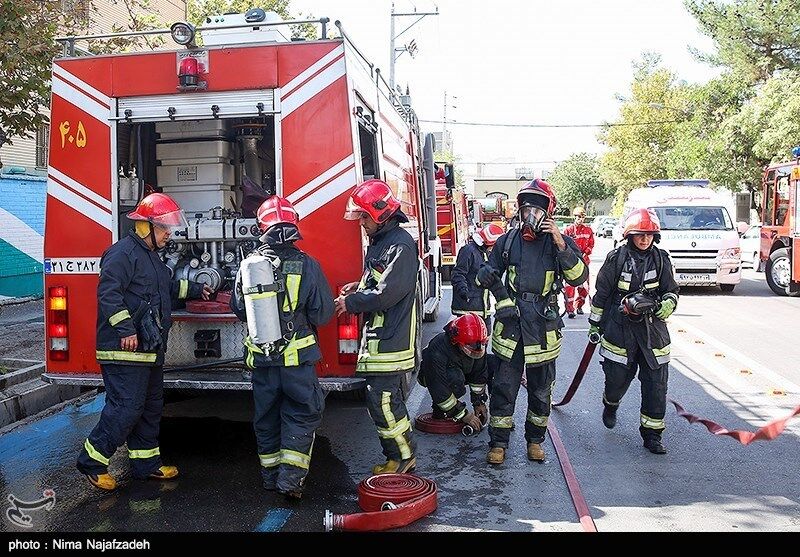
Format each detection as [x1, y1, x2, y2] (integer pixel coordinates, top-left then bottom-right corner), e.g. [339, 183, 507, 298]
[389, 2, 438, 91]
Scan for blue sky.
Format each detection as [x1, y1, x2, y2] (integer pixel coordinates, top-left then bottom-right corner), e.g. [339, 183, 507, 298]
[291, 0, 718, 177]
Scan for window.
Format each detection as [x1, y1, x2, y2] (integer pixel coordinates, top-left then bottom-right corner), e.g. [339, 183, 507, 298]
[776, 175, 790, 226]
[36, 124, 49, 168]
[763, 170, 775, 225]
[651, 206, 733, 231]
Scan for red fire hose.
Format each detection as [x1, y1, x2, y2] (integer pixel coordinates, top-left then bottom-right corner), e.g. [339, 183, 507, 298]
[553, 335, 600, 407]
[670, 400, 800, 445]
[415, 412, 483, 436]
[324, 474, 438, 532]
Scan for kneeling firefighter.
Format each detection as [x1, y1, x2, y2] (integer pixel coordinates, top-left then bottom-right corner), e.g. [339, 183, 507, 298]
[476, 180, 588, 465]
[419, 314, 490, 433]
[77, 193, 211, 491]
[230, 196, 334, 498]
[588, 208, 679, 454]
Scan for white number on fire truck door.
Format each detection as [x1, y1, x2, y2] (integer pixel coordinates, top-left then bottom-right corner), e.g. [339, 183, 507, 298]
[58, 121, 87, 149]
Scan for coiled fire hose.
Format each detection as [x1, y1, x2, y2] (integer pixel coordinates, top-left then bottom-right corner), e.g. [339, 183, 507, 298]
[324, 474, 438, 532]
[670, 400, 800, 445]
[414, 412, 485, 436]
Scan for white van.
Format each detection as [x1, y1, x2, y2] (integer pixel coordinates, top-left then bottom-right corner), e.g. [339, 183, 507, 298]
[612, 180, 741, 292]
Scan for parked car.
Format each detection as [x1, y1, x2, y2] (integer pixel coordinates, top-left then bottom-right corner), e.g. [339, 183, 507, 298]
[592, 216, 618, 237]
[740, 224, 762, 269]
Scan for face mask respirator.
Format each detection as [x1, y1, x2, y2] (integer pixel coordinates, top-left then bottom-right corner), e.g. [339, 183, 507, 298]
[519, 207, 547, 241]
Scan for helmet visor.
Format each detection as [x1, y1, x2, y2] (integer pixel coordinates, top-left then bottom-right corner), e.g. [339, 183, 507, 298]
[150, 209, 188, 232]
[344, 197, 368, 221]
[459, 341, 487, 359]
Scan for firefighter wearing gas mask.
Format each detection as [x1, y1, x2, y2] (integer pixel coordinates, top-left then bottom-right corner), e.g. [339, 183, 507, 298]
[476, 180, 588, 465]
[78, 193, 211, 492]
[230, 196, 335, 499]
[451, 223, 505, 331]
[418, 314, 490, 433]
[588, 208, 679, 455]
[335, 180, 419, 475]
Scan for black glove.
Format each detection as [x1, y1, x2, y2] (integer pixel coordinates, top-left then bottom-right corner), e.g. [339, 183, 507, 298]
[476, 265, 499, 288]
[138, 307, 163, 352]
[494, 302, 517, 321]
[457, 286, 469, 301]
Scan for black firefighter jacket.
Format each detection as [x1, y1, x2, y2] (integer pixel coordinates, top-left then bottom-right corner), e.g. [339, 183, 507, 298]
[451, 240, 491, 317]
[419, 331, 488, 420]
[589, 244, 679, 370]
[345, 217, 418, 375]
[482, 229, 588, 366]
[230, 243, 334, 368]
[95, 231, 204, 366]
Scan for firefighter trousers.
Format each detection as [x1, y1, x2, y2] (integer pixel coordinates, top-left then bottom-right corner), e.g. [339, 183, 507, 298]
[602, 350, 669, 440]
[252, 364, 324, 492]
[565, 283, 589, 313]
[365, 375, 416, 462]
[77, 364, 164, 478]
[489, 345, 556, 447]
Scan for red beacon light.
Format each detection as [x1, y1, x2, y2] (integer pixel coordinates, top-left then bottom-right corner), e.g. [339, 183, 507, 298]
[179, 56, 200, 88]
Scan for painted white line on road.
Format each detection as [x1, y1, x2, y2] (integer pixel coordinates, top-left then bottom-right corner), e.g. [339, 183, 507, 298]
[671, 316, 800, 393]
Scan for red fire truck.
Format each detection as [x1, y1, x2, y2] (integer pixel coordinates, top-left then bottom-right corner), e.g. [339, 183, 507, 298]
[42, 11, 442, 396]
[434, 162, 469, 280]
[759, 147, 800, 296]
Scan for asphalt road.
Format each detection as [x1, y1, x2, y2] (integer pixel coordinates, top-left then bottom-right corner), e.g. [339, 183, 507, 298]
[1, 238, 798, 532]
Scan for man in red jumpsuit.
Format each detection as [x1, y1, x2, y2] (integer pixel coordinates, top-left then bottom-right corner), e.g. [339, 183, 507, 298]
[564, 206, 594, 318]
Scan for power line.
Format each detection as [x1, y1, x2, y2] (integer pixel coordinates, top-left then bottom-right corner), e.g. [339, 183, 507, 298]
[419, 119, 682, 128]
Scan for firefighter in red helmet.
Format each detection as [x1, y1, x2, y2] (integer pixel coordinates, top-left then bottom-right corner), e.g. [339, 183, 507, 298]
[563, 206, 594, 318]
[588, 208, 679, 454]
[230, 196, 334, 499]
[475, 179, 588, 465]
[77, 193, 211, 491]
[335, 179, 418, 474]
[418, 314, 490, 433]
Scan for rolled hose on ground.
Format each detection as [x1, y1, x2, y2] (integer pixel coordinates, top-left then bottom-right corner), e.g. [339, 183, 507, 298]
[414, 412, 484, 436]
[324, 474, 437, 532]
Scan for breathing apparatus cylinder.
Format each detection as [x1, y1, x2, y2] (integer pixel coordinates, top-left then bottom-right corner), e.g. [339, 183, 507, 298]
[240, 253, 282, 346]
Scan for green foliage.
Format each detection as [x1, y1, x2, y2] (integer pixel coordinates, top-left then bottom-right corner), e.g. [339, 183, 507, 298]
[685, 0, 800, 83]
[548, 153, 610, 211]
[188, 0, 317, 40]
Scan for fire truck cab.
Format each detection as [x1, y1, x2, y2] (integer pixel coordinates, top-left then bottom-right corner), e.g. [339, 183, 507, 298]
[759, 148, 800, 296]
[42, 13, 442, 395]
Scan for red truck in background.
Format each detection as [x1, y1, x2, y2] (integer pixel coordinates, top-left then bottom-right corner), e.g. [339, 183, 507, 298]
[435, 162, 469, 281]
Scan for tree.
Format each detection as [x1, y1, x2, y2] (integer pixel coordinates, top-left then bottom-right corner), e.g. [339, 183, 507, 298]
[188, 0, 317, 40]
[0, 1, 85, 141]
[598, 54, 689, 212]
[685, 0, 800, 82]
[548, 153, 610, 214]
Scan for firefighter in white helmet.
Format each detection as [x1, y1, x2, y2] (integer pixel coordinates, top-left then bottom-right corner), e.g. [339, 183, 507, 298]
[230, 196, 334, 499]
[451, 223, 505, 332]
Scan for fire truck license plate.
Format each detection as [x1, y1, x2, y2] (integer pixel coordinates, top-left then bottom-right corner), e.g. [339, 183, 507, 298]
[442, 256, 456, 266]
[677, 273, 712, 283]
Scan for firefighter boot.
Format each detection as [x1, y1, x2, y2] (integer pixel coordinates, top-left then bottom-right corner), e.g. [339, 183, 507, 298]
[643, 436, 667, 455]
[486, 447, 505, 465]
[85, 473, 117, 491]
[602, 403, 617, 429]
[527, 443, 545, 462]
[149, 466, 179, 480]
[372, 457, 416, 475]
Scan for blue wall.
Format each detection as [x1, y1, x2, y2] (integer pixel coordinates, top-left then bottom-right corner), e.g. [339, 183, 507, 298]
[0, 173, 46, 300]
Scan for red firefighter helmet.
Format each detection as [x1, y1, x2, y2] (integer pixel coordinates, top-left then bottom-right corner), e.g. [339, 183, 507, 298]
[127, 193, 187, 228]
[344, 179, 401, 223]
[517, 179, 557, 215]
[473, 223, 504, 247]
[445, 314, 489, 359]
[622, 208, 661, 239]
[256, 196, 300, 232]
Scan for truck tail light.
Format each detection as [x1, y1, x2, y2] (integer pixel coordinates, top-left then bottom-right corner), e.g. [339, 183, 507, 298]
[337, 301, 359, 365]
[48, 286, 69, 361]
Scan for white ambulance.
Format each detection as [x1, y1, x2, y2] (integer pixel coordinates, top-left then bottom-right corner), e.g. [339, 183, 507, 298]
[612, 180, 741, 292]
